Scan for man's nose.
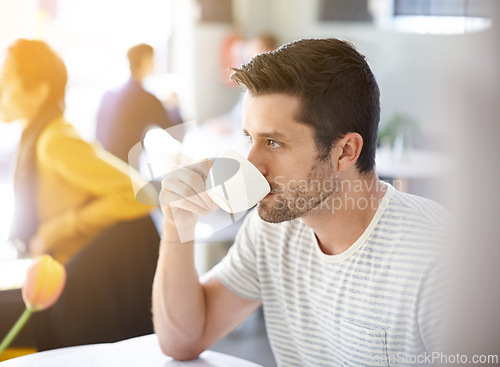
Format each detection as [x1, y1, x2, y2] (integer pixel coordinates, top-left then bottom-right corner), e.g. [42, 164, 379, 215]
[247, 145, 267, 177]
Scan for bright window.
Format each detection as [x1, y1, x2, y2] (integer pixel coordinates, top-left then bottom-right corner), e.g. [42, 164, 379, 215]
[391, 0, 492, 34]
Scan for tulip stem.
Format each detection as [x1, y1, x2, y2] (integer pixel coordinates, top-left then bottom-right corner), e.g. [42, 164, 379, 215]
[0, 309, 32, 356]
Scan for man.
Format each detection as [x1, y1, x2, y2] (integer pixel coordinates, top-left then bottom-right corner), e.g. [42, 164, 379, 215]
[153, 38, 447, 365]
[95, 43, 182, 162]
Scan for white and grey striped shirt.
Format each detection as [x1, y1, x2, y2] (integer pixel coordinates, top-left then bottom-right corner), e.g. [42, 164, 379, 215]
[212, 183, 448, 366]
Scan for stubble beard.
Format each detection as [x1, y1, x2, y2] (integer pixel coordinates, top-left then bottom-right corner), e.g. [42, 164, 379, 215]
[257, 157, 337, 223]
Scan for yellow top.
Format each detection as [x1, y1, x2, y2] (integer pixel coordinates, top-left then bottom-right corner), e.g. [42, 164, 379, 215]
[34, 116, 155, 263]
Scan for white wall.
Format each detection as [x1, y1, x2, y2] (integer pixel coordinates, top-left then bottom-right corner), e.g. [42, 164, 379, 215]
[170, 0, 244, 123]
[0, 0, 37, 48]
[191, 24, 242, 122]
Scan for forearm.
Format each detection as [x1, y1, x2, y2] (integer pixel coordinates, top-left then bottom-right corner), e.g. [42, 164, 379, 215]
[153, 159, 221, 359]
[152, 222, 206, 360]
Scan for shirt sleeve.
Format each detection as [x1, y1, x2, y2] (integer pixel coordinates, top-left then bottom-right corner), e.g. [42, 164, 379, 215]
[36, 124, 154, 253]
[209, 209, 261, 301]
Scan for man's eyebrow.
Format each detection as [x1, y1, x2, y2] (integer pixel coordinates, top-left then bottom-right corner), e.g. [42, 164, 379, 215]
[242, 129, 288, 139]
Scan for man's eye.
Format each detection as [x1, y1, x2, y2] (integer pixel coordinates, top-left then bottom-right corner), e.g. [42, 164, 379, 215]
[244, 134, 253, 144]
[267, 139, 282, 148]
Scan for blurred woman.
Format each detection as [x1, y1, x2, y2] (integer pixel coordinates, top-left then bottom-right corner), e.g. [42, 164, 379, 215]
[0, 39, 160, 349]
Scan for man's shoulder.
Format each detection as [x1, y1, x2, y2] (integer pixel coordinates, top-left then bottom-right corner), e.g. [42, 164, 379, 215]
[101, 84, 127, 100]
[122, 79, 161, 103]
[381, 187, 450, 257]
[387, 187, 449, 227]
[101, 80, 148, 100]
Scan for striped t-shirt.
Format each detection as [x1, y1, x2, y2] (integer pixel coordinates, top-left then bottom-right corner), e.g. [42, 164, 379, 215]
[211, 183, 448, 366]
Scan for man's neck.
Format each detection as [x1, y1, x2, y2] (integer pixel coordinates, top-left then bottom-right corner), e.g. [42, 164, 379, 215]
[301, 173, 387, 256]
[130, 73, 144, 85]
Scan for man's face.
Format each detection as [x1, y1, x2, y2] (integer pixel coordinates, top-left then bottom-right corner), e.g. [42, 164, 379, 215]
[242, 92, 337, 223]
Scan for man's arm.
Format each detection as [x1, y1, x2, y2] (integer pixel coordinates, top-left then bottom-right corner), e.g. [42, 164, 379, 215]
[152, 161, 260, 360]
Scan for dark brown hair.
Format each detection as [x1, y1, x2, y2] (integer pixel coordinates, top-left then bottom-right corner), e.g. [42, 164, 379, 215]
[231, 38, 380, 173]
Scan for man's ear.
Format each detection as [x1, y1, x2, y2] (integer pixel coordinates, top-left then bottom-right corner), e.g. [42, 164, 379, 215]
[333, 133, 363, 172]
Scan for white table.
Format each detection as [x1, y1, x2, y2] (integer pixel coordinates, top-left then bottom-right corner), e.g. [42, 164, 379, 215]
[0, 334, 263, 367]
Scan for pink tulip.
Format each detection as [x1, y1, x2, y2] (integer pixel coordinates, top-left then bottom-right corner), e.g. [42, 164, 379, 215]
[22, 254, 66, 311]
[0, 255, 66, 355]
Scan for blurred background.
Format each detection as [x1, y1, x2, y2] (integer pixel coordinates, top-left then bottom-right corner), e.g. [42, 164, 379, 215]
[0, 0, 499, 365]
[0, 0, 494, 202]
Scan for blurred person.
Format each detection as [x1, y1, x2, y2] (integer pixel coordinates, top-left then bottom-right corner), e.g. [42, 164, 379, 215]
[152, 38, 449, 365]
[95, 43, 183, 162]
[0, 39, 160, 349]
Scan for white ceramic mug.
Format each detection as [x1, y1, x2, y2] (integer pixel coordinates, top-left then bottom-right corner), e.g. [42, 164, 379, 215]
[206, 149, 270, 213]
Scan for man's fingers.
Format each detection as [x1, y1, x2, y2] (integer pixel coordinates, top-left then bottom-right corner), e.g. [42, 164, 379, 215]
[164, 190, 210, 216]
[162, 159, 219, 213]
[188, 158, 212, 181]
[200, 191, 220, 212]
[162, 177, 211, 214]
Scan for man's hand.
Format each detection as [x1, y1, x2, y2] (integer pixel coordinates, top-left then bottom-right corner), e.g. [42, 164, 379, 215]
[160, 159, 219, 242]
